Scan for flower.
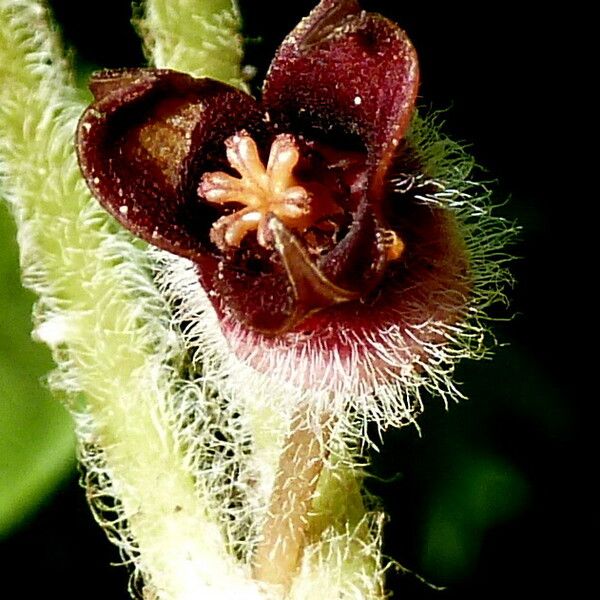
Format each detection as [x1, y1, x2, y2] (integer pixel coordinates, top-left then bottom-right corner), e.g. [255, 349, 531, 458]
[76, 0, 510, 427]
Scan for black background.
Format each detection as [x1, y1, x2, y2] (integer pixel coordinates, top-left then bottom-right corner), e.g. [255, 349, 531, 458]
[1, 1, 591, 598]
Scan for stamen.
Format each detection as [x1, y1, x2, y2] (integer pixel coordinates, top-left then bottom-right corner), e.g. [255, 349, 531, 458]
[199, 131, 312, 250]
[380, 229, 405, 262]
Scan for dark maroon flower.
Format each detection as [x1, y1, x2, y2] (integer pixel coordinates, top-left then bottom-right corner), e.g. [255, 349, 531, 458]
[77, 0, 483, 410]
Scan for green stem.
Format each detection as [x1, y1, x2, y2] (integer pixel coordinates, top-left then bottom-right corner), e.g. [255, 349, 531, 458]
[138, 0, 247, 88]
[0, 1, 254, 596]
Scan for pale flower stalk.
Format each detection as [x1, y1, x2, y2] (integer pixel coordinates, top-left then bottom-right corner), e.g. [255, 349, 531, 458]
[0, 1, 515, 599]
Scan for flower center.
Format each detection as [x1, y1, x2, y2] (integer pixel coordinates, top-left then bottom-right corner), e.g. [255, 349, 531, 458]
[199, 130, 406, 264]
[199, 131, 316, 251]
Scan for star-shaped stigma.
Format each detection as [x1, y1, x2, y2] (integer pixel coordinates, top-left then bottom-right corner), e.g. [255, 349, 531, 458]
[199, 131, 317, 251]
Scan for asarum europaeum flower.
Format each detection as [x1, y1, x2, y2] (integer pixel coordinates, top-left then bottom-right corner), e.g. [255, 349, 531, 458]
[76, 0, 513, 429]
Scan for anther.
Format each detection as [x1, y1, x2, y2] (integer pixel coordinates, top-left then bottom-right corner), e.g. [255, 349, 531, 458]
[380, 229, 405, 262]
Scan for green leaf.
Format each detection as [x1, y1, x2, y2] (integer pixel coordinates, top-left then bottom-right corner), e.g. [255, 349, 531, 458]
[0, 204, 75, 538]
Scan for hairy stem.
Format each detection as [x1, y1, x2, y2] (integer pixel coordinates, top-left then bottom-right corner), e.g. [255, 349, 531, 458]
[0, 1, 257, 597]
[253, 412, 330, 588]
[138, 0, 247, 89]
